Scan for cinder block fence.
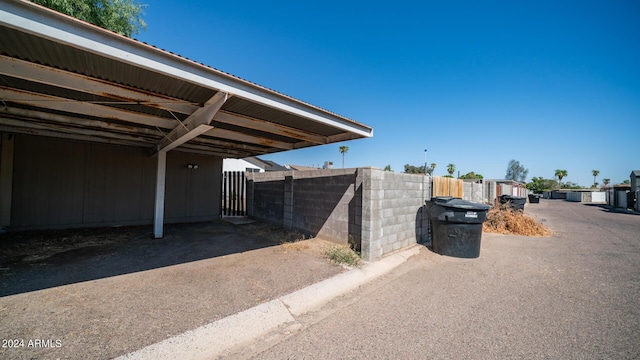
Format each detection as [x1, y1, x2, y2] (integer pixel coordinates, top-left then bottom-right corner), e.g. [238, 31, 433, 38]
[247, 168, 431, 261]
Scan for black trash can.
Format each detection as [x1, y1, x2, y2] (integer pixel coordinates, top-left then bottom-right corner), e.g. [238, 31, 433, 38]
[499, 195, 526, 212]
[426, 197, 491, 258]
[528, 194, 540, 204]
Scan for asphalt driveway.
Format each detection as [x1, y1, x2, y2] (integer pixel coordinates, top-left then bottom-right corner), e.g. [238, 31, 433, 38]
[247, 200, 640, 359]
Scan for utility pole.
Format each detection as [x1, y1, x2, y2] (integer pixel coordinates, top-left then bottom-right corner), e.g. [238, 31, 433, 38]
[424, 149, 427, 175]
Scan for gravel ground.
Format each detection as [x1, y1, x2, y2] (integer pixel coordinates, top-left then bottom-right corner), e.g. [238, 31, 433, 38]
[0, 221, 345, 359]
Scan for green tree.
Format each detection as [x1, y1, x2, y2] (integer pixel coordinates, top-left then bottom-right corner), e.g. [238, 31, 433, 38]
[383, 165, 392, 172]
[31, 0, 147, 37]
[526, 177, 557, 194]
[404, 164, 426, 174]
[554, 169, 568, 188]
[446, 163, 455, 177]
[603, 178, 611, 188]
[459, 172, 483, 180]
[592, 170, 600, 186]
[505, 159, 529, 183]
[339, 145, 349, 169]
[623, 179, 630, 185]
[562, 181, 583, 189]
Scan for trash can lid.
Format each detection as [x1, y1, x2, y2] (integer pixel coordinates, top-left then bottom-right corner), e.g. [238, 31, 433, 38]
[500, 195, 526, 199]
[433, 197, 491, 210]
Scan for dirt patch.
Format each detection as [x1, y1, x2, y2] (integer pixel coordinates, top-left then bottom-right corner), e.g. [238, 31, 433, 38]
[1, 226, 147, 268]
[236, 222, 309, 244]
[0, 221, 345, 360]
[483, 208, 552, 236]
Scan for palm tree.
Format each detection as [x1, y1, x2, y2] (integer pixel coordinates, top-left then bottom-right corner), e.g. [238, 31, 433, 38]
[447, 163, 455, 177]
[554, 169, 568, 188]
[592, 169, 600, 187]
[426, 163, 437, 175]
[603, 178, 610, 188]
[339, 145, 349, 169]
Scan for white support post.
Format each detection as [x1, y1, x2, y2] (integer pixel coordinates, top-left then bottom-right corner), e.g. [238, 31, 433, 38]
[152, 92, 228, 238]
[153, 150, 167, 238]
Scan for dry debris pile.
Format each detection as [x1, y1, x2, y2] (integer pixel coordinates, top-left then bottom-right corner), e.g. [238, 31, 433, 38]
[483, 207, 551, 236]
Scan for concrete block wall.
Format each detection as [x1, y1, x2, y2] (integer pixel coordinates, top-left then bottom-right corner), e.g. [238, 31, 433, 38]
[247, 169, 358, 243]
[247, 172, 285, 225]
[485, 181, 497, 205]
[289, 169, 359, 243]
[463, 181, 484, 203]
[362, 169, 430, 261]
[248, 167, 431, 262]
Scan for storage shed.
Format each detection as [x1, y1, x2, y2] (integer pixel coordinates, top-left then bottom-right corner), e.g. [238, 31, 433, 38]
[631, 170, 640, 211]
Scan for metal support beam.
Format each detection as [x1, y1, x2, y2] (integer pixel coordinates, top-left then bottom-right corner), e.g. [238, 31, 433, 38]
[156, 91, 229, 153]
[0, 107, 271, 155]
[0, 87, 177, 129]
[213, 111, 328, 144]
[153, 150, 167, 238]
[0, 124, 254, 158]
[1, 106, 163, 137]
[204, 127, 294, 150]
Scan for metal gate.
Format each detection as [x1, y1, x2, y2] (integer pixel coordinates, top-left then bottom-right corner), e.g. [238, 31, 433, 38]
[221, 171, 246, 216]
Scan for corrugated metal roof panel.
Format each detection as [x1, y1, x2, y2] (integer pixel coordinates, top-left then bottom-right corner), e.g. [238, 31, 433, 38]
[0, 0, 372, 158]
[0, 26, 217, 104]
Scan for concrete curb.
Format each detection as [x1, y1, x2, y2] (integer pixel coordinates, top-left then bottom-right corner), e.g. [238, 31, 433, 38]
[116, 245, 421, 360]
[281, 245, 420, 316]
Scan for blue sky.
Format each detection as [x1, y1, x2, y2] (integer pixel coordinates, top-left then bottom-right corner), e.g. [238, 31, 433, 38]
[136, 1, 639, 186]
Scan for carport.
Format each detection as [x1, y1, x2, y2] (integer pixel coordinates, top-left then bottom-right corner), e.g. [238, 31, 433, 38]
[0, 1, 373, 236]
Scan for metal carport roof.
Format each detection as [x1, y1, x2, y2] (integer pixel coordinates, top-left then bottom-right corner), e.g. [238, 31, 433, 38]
[0, 0, 373, 158]
[0, 0, 373, 237]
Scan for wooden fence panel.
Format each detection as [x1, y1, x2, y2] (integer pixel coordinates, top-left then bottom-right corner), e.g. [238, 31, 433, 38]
[432, 176, 463, 198]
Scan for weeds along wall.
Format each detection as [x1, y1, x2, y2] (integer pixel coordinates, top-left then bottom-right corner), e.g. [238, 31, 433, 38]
[246, 168, 431, 261]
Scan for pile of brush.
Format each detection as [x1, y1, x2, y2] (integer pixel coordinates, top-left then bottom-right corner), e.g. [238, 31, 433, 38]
[482, 203, 551, 236]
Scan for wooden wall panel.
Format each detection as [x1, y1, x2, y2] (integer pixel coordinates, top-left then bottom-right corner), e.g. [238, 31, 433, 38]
[83, 142, 155, 223]
[12, 135, 85, 227]
[164, 151, 221, 222]
[10, 134, 222, 230]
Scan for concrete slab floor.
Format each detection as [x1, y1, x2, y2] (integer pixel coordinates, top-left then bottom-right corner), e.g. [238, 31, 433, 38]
[0, 220, 345, 360]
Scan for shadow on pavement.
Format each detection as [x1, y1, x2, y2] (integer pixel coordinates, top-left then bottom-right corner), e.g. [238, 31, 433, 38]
[583, 203, 640, 216]
[0, 220, 282, 297]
